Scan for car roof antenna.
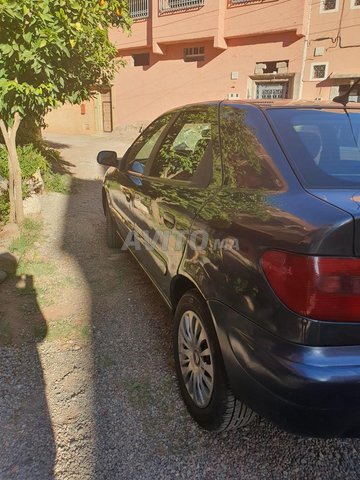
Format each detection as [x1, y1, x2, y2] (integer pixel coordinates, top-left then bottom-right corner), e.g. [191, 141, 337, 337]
[333, 78, 360, 106]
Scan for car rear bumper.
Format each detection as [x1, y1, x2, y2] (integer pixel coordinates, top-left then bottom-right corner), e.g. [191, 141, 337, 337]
[208, 299, 360, 437]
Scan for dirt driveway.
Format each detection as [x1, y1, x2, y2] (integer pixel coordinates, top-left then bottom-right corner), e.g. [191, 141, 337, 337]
[1, 133, 360, 480]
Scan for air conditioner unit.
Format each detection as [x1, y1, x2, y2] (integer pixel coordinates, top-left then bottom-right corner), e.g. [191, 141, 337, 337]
[314, 47, 325, 57]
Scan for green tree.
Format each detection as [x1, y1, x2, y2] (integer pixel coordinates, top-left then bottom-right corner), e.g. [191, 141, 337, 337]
[0, 0, 131, 223]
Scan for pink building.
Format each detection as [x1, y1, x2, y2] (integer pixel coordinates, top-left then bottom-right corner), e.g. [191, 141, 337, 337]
[302, 0, 360, 101]
[45, 0, 360, 135]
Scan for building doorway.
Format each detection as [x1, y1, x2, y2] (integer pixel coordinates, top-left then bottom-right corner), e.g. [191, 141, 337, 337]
[101, 89, 113, 133]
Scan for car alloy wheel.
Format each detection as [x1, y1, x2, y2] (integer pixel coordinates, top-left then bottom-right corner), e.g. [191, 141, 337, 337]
[174, 290, 256, 431]
[178, 310, 214, 408]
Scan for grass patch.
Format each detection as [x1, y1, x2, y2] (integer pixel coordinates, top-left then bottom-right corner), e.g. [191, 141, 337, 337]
[17, 260, 56, 277]
[57, 275, 82, 288]
[33, 276, 82, 308]
[9, 218, 42, 257]
[15, 274, 82, 310]
[43, 171, 71, 194]
[45, 316, 91, 342]
[35, 286, 56, 308]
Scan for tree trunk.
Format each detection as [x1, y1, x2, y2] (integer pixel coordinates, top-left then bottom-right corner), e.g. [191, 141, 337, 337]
[0, 114, 24, 224]
[9, 138, 24, 224]
[7, 156, 15, 223]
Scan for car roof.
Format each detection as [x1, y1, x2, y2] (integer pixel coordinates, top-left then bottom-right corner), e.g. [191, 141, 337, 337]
[166, 99, 360, 119]
[221, 99, 360, 110]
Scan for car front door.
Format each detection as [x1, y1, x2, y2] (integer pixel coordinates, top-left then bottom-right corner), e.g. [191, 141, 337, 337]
[106, 113, 173, 244]
[104, 168, 135, 242]
[130, 104, 223, 298]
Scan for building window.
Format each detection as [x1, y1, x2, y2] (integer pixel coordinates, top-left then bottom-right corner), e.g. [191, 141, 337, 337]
[128, 0, 149, 19]
[256, 83, 288, 99]
[320, 0, 338, 12]
[230, 0, 251, 4]
[184, 47, 205, 62]
[311, 63, 328, 80]
[255, 61, 289, 75]
[132, 53, 150, 67]
[351, 0, 360, 8]
[159, 0, 204, 13]
[339, 84, 360, 102]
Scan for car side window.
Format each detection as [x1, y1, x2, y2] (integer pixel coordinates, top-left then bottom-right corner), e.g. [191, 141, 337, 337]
[126, 114, 172, 176]
[150, 110, 213, 184]
[220, 106, 284, 190]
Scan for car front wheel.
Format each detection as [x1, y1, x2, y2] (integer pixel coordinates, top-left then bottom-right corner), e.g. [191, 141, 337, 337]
[173, 289, 256, 432]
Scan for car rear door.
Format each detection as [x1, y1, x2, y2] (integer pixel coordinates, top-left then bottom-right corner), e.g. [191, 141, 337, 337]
[130, 104, 223, 297]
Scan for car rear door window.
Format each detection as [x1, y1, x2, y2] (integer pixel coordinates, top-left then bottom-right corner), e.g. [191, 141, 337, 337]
[220, 105, 284, 190]
[267, 108, 360, 188]
[149, 110, 213, 185]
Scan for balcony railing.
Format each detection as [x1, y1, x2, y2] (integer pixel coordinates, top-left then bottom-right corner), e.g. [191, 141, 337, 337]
[230, 0, 256, 4]
[128, 0, 149, 19]
[159, 0, 205, 13]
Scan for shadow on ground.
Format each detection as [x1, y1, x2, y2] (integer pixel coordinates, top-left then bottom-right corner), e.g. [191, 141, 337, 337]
[45, 140, 71, 150]
[0, 255, 55, 479]
[60, 176, 360, 479]
[1, 165, 360, 479]
[44, 141, 75, 175]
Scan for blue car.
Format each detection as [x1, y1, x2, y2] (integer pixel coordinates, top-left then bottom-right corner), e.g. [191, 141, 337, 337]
[98, 98, 360, 437]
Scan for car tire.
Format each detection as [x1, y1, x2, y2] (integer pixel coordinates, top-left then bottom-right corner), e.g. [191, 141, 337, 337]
[173, 289, 256, 432]
[106, 204, 123, 249]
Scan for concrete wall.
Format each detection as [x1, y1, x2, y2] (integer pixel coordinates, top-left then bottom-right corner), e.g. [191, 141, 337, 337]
[302, 0, 360, 101]
[44, 96, 102, 136]
[114, 31, 303, 126]
[110, 0, 306, 51]
[44, 0, 360, 134]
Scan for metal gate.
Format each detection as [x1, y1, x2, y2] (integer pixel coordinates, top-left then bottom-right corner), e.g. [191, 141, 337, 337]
[256, 83, 288, 99]
[101, 90, 113, 133]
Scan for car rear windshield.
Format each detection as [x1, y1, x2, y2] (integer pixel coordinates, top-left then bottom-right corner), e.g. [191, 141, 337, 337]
[266, 108, 360, 188]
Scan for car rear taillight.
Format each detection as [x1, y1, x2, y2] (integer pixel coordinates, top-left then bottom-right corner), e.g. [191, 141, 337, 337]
[261, 251, 360, 322]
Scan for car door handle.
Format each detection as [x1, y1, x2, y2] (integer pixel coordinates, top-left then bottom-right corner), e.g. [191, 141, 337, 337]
[163, 212, 176, 229]
[125, 192, 132, 203]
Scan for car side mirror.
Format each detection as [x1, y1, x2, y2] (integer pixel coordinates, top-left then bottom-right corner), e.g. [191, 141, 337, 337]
[97, 151, 119, 168]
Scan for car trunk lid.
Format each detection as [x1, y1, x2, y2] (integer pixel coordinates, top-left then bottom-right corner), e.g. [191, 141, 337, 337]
[309, 189, 360, 256]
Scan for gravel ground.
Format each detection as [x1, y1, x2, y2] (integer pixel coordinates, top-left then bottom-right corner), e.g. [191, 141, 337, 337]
[1, 132, 360, 479]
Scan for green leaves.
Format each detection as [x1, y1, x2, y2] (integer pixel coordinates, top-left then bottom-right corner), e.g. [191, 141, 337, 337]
[1, 45, 13, 55]
[23, 32, 33, 44]
[0, 0, 132, 125]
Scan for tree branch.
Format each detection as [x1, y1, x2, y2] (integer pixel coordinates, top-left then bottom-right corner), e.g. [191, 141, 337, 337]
[13, 112, 21, 134]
